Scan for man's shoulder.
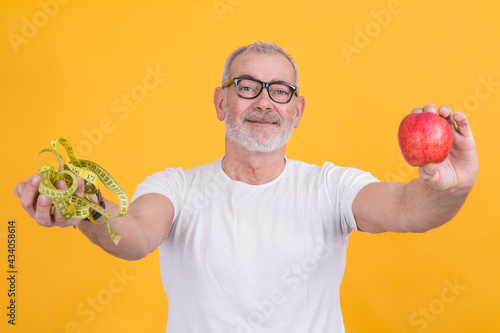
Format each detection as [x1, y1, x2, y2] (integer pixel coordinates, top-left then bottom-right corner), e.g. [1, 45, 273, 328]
[286, 157, 338, 173]
[184, 157, 223, 174]
[143, 158, 223, 183]
[286, 158, 376, 183]
[158, 158, 222, 174]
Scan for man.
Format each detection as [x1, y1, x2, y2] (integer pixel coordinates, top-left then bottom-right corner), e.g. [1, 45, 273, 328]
[15, 41, 478, 332]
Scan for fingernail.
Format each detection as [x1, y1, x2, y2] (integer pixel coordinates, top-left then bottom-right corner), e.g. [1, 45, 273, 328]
[424, 163, 437, 175]
[14, 184, 23, 198]
[39, 195, 51, 205]
[30, 174, 39, 186]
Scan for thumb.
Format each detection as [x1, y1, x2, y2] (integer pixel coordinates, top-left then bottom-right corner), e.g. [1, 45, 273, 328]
[54, 176, 85, 197]
[54, 178, 68, 190]
[418, 163, 439, 186]
[74, 177, 86, 198]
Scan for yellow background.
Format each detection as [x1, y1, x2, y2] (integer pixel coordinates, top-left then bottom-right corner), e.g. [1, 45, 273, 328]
[1, 0, 499, 332]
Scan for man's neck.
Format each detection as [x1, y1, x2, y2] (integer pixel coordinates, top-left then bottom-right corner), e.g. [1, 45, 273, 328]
[222, 139, 287, 185]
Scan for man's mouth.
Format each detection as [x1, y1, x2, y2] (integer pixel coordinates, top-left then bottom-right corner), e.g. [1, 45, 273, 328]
[246, 119, 278, 125]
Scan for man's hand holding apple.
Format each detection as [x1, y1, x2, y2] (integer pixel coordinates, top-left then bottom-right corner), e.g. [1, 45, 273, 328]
[400, 103, 478, 195]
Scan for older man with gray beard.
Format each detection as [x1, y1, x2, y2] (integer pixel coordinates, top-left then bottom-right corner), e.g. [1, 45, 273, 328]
[15, 41, 478, 333]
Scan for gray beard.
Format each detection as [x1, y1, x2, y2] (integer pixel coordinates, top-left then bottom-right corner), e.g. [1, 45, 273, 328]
[224, 102, 296, 153]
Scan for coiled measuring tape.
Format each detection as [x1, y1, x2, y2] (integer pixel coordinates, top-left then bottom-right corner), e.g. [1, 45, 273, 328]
[36, 138, 129, 245]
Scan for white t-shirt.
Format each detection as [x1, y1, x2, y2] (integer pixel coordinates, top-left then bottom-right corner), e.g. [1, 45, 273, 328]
[132, 157, 379, 333]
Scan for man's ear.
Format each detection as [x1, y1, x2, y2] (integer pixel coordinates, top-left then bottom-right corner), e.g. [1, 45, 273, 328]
[293, 96, 305, 128]
[214, 87, 225, 121]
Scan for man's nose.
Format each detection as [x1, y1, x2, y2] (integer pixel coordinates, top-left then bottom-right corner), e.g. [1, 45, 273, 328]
[252, 87, 274, 110]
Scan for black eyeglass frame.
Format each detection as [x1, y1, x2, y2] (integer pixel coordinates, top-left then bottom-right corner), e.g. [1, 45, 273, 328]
[222, 77, 299, 104]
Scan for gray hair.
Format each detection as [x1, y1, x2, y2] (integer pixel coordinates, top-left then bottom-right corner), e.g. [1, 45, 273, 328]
[221, 41, 300, 94]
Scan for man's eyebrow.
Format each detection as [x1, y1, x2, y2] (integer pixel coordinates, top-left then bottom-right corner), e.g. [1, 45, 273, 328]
[271, 79, 294, 86]
[236, 74, 294, 85]
[237, 74, 257, 80]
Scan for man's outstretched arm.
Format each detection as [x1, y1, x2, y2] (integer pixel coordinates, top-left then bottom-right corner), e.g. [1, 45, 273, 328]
[353, 104, 478, 234]
[14, 175, 174, 260]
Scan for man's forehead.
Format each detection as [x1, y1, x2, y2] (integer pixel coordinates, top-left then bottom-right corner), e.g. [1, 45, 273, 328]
[229, 51, 295, 82]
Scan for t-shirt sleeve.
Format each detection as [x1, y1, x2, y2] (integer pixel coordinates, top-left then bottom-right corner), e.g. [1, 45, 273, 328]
[323, 162, 379, 233]
[131, 167, 186, 222]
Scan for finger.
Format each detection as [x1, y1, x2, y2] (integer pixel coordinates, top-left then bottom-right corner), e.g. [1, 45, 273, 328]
[418, 163, 440, 189]
[438, 105, 452, 119]
[57, 177, 84, 193]
[19, 174, 41, 217]
[452, 112, 474, 137]
[422, 103, 437, 114]
[54, 179, 68, 190]
[75, 177, 86, 198]
[411, 106, 423, 114]
[52, 177, 85, 227]
[14, 182, 25, 199]
[34, 193, 75, 228]
[438, 105, 458, 132]
[34, 194, 55, 227]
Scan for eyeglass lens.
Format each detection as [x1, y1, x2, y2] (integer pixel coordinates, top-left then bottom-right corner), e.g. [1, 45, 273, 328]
[236, 79, 294, 103]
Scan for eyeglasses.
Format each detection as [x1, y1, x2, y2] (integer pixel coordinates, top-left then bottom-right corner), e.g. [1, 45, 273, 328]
[222, 77, 298, 104]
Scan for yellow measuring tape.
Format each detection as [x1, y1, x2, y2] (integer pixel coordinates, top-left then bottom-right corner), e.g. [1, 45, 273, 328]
[36, 138, 129, 245]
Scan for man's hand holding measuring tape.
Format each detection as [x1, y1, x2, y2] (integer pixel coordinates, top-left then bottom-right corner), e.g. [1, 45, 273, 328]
[14, 138, 175, 260]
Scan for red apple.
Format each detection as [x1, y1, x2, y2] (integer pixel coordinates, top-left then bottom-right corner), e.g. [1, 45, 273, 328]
[398, 112, 453, 166]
